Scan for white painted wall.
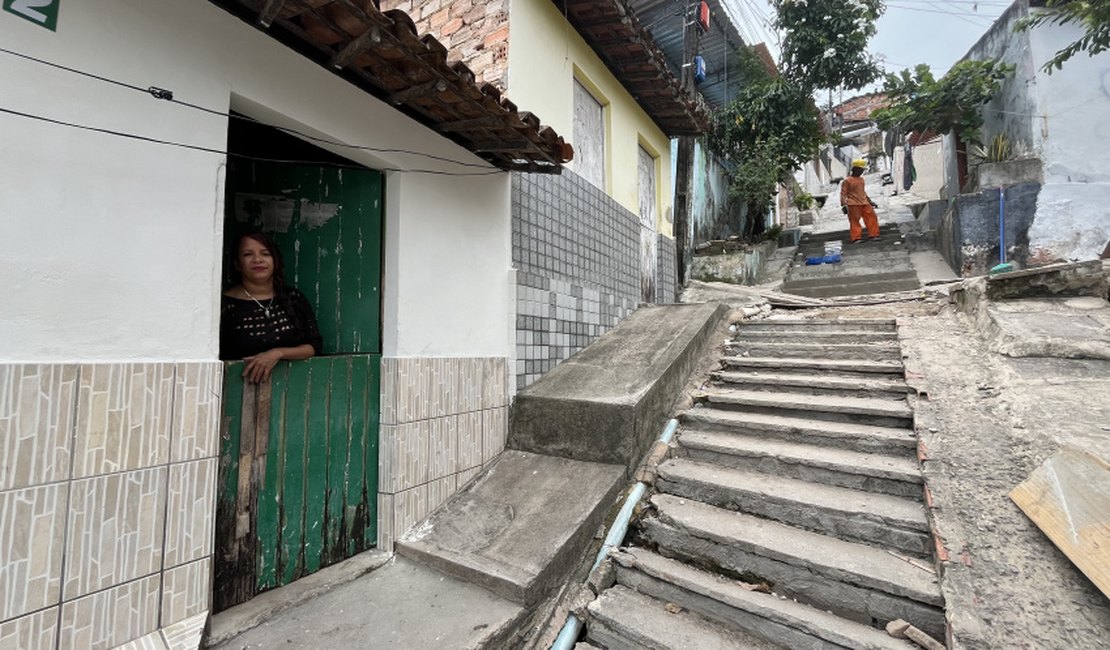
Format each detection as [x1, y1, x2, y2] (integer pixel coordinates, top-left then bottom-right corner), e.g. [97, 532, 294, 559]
[0, 0, 512, 361]
[1025, 21, 1110, 262]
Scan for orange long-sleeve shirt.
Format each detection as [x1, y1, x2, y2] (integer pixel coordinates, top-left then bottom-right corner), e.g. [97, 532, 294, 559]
[840, 176, 871, 206]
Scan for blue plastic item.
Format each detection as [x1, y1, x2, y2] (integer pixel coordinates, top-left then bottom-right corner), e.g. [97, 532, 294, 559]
[805, 254, 842, 265]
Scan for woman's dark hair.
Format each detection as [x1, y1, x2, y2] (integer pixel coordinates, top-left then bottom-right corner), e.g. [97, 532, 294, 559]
[234, 232, 305, 333]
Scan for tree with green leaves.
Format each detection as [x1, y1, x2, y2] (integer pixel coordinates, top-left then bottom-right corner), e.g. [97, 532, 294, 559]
[871, 60, 1014, 144]
[707, 75, 824, 227]
[772, 0, 885, 93]
[1017, 0, 1110, 73]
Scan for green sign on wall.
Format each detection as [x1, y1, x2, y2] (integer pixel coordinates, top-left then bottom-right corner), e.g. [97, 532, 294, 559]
[3, 0, 59, 31]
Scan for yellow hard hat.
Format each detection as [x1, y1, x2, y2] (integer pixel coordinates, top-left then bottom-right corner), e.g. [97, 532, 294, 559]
[851, 159, 867, 169]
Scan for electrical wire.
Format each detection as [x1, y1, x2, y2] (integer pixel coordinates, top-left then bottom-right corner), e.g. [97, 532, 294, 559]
[0, 46, 516, 171]
[0, 106, 507, 176]
[886, 3, 1001, 20]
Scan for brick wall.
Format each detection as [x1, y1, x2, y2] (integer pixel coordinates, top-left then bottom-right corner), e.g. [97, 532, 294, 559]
[511, 170, 644, 391]
[380, 0, 510, 89]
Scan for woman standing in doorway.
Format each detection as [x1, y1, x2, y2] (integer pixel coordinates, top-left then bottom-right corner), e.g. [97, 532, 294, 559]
[220, 232, 322, 383]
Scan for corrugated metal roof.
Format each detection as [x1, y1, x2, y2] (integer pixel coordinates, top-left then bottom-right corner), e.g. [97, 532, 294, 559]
[626, 0, 750, 109]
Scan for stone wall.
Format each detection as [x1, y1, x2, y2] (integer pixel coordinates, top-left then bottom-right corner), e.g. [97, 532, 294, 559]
[377, 358, 509, 550]
[381, 0, 510, 89]
[0, 363, 221, 650]
[511, 170, 642, 391]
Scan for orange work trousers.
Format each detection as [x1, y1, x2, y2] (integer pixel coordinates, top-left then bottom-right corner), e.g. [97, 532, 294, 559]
[846, 204, 880, 241]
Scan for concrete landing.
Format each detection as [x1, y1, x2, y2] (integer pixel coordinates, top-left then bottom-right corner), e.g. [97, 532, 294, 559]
[210, 557, 524, 650]
[395, 450, 624, 605]
[982, 297, 1110, 360]
[509, 302, 727, 470]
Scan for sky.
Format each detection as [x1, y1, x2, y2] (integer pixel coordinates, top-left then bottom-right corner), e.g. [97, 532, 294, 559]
[723, 0, 1015, 95]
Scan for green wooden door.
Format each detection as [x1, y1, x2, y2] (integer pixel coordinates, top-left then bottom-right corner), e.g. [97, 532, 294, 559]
[215, 160, 383, 612]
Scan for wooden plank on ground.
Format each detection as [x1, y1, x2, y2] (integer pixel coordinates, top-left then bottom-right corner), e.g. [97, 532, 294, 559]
[1010, 446, 1110, 599]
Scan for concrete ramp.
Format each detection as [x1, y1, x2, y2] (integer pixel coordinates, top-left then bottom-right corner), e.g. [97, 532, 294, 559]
[395, 450, 624, 605]
[509, 302, 728, 470]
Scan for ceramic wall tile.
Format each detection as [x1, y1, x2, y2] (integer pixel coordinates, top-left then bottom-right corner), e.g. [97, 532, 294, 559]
[0, 607, 58, 650]
[112, 631, 167, 650]
[376, 493, 395, 553]
[482, 407, 508, 465]
[456, 411, 483, 471]
[379, 358, 398, 426]
[457, 467, 481, 487]
[73, 364, 173, 478]
[382, 422, 429, 493]
[159, 612, 206, 650]
[163, 459, 215, 569]
[392, 485, 428, 539]
[160, 559, 209, 627]
[426, 474, 458, 515]
[63, 468, 166, 600]
[0, 364, 77, 491]
[428, 416, 458, 481]
[0, 483, 67, 620]
[170, 363, 221, 463]
[58, 574, 160, 650]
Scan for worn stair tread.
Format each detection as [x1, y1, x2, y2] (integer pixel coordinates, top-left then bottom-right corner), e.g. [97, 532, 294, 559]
[701, 388, 914, 420]
[681, 409, 917, 450]
[650, 494, 943, 606]
[679, 429, 923, 484]
[586, 585, 782, 650]
[612, 549, 917, 650]
[658, 458, 930, 532]
[740, 318, 896, 329]
[726, 339, 899, 350]
[711, 370, 912, 394]
[721, 356, 904, 374]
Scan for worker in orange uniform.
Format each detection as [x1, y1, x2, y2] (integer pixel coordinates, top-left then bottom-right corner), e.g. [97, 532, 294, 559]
[840, 159, 881, 243]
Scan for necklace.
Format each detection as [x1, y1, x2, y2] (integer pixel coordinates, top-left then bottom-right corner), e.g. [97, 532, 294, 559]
[243, 288, 274, 318]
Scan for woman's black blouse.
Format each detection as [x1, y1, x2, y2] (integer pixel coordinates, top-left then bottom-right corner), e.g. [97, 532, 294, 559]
[220, 288, 323, 360]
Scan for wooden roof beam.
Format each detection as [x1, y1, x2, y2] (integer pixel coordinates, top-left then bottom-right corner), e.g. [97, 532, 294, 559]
[257, 0, 287, 27]
[331, 25, 381, 68]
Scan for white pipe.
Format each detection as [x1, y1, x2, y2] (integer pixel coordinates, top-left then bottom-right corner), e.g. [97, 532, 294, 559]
[549, 418, 680, 650]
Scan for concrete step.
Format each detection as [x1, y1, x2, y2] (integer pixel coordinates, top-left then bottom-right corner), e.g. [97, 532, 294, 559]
[738, 319, 897, 333]
[799, 226, 901, 245]
[643, 495, 946, 640]
[783, 270, 920, 292]
[784, 281, 923, 300]
[725, 341, 902, 361]
[612, 549, 917, 650]
[710, 370, 913, 400]
[656, 459, 932, 557]
[680, 408, 917, 455]
[679, 429, 924, 498]
[721, 356, 904, 379]
[734, 329, 899, 343]
[585, 585, 782, 650]
[394, 451, 624, 606]
[698, 388, 914, 429]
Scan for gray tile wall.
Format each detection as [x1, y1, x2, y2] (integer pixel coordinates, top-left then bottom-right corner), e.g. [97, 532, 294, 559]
[511, 170, 647, 391]
[656, 233, 677, 305]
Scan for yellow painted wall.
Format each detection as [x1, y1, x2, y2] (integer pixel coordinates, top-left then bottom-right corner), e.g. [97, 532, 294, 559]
[507, 0, 673, 237]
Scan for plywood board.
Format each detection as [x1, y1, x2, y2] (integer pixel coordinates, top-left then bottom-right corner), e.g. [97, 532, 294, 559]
[1010, 446, 1110, 599]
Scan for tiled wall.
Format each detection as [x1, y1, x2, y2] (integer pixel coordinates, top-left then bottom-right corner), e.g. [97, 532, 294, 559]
[0, 363, 220, 650]
[656, 233, 678, 305]
[376, 357, 509, 552]
[511, 170, 646, 390]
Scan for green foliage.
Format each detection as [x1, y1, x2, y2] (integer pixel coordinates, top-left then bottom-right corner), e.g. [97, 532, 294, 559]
[793, 190, 815, 211]
[772, 0, 885, 92]
[708, 76, 824, 211]
[871, 60, 1014, 144]
[760, 224, 784, 243]
[971, 133, 1015, 163]
[1017, 0, 1110, 73]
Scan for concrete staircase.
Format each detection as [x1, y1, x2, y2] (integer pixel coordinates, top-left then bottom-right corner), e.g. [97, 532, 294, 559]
[783, 227, 921, 298]
[583, 318, 944, 650]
